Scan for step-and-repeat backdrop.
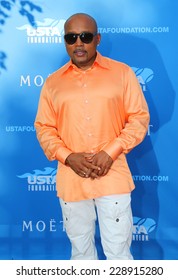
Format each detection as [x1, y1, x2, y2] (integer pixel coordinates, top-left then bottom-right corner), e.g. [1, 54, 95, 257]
[0, 0, 177, 260]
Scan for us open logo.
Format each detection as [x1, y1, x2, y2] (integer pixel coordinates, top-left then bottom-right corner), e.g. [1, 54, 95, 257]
[16, 18, 66, 44]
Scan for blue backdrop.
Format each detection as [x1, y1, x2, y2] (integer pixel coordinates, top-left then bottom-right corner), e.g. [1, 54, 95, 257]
[0, 0, 177, 260]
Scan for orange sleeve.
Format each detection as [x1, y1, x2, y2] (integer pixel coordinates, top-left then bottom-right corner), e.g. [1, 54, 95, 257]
[34, 81, 72, 164]
[103, 67, 150, 160]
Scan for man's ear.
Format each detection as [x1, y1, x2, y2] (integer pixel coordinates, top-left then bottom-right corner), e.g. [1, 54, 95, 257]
[96, 33, 101, 45]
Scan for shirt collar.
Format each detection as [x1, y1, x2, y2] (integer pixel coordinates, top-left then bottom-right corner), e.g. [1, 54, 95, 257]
[61, 51, 110, 75]
[94, 51, 110, 70]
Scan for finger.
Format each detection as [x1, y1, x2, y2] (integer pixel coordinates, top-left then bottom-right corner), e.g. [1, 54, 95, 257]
[85, 157, 93, 163]
[85, 162, 101, 171]
[97, 163, 111, 176]
[78, 172, 85, 178]
[80, 167, 92, 177]
[85, 168, 92, 177]
[79, 168, 92, 178]
[82, 167, 90, 174]
[79, 171, 88, 178]
[102, 167, 110, 176]
[97, 168, 104, 176]
[84, 153, 95, 160]
[90, 171, 100, 180]
[85, 156, 95, 163]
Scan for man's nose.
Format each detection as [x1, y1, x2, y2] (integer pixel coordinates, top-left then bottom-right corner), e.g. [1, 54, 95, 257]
[75, 36, 84, 45]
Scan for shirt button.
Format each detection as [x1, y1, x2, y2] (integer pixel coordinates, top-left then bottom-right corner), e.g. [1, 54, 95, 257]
[86, 116, 91, 121]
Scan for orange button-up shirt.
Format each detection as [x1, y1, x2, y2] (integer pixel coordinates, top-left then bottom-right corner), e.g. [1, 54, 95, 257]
[35, 52, 150, 202]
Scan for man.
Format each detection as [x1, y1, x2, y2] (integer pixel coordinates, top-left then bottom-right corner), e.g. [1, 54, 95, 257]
[34, 13, 150, 260]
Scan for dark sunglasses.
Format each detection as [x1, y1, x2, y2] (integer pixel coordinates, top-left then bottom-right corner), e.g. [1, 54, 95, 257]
[64, 32, 97, 45]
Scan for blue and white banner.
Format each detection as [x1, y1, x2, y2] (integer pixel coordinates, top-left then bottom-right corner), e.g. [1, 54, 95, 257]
[0, 0, 177, 260]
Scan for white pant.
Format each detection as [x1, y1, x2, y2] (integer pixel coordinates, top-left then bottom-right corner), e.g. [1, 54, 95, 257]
[60, 194, 133, 260]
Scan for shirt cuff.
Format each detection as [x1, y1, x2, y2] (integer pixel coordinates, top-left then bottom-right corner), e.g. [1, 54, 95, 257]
[102, 139, 123, 161]
[55, 147, 72, 164]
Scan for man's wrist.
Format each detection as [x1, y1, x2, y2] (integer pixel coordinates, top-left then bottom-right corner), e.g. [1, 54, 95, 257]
[65, 153, 73, 165]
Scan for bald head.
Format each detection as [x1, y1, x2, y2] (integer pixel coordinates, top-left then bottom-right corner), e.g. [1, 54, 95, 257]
[64, 13, 98, 34]
[63, 13, 101, 70]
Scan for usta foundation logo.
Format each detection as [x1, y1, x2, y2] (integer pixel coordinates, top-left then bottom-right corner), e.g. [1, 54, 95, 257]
[17, 18, 66, 44]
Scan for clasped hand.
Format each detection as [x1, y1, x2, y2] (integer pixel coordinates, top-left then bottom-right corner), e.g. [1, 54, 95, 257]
[65, 151, 113, 179]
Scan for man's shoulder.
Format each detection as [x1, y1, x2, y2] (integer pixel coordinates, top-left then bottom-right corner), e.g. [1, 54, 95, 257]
[105, 55, 130, 71]
[46, 61, 70, 84]
[97, 52, 130, 72]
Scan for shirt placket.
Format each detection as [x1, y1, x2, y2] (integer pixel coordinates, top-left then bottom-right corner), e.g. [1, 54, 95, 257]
[81, 70, 94, 154]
